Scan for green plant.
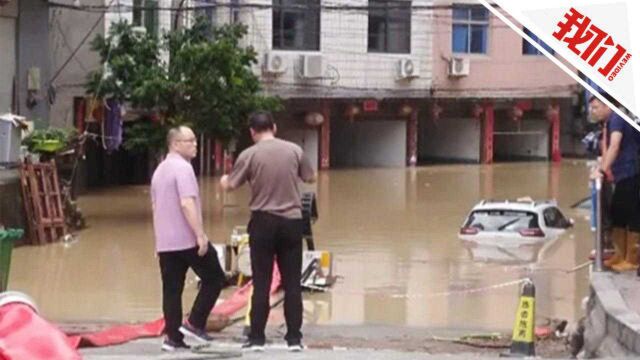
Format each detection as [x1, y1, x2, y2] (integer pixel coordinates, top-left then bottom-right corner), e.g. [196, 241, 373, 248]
[86, 17, 282, 154]
[122, 119, 169, 154]
[23, 128, 77, 153]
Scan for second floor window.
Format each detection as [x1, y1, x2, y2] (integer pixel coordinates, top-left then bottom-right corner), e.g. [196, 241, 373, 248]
[230, 0, 240, 24]
[452, 5, 488, 54]
[522, 28, 555, 55]
[133, 0, 159, 36]
[195, 0, 217, 34]
[368, 0, 411, 53]
[272, 0, 320, 51]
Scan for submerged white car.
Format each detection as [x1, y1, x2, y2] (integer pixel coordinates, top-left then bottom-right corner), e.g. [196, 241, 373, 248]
[459, 198, 573, 242]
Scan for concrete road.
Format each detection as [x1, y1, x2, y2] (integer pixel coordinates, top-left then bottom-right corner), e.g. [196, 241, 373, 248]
[80, 338, 499, 359]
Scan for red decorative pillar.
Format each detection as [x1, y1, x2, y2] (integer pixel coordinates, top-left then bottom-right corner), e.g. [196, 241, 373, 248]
[482, 102, 495, 164]
[73, 97, 86, 133]
[223, 151, 234, 174]
[319, 102, 331, 170]
[548, 104, 562, 163]
[214, 140, 223, 174]
[549, 161, 561, 200]
[407, 109, 418, 166]
[482, 165, 494, 199]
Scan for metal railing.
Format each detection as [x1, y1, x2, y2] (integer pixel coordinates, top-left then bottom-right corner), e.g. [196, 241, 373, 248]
[591, 176, 604, 272]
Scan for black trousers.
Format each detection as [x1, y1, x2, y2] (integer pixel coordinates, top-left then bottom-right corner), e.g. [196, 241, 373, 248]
[611, 175, 640, 232]
[158, 244, 225, 342]
[248, 211, 303, 344]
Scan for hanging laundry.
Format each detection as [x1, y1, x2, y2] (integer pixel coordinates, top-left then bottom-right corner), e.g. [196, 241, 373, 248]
[103, 99, 123, 152]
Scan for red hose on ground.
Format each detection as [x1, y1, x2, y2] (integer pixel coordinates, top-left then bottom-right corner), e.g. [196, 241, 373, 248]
[0, 303, 81, 360]
[67, 267, 281, 348]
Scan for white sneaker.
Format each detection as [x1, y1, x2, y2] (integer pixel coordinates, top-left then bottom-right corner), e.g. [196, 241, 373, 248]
[241, 340, 265, 352]
[287, 343, 304, 352]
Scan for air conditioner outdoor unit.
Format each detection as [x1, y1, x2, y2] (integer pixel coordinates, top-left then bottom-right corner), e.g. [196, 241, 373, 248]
[449, 57, 470, 77]
[300, 54, 324, 78]
[131, 26, 147, 35]
[263, 52, 286, 74]
[397, 58, 420, 79]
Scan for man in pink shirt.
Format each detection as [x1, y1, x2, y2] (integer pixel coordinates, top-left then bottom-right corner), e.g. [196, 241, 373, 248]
[151, 126, 225, 352]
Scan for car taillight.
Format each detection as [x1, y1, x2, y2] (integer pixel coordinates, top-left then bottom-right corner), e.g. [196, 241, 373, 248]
[518, 228, 545, 237]
[460, 227, 479, 235]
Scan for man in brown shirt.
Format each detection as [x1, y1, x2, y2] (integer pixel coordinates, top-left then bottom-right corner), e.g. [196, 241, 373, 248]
[221, 112, 315, 352]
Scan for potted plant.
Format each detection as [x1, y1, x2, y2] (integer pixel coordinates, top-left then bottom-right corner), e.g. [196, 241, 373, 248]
[22, 128, 77, 161]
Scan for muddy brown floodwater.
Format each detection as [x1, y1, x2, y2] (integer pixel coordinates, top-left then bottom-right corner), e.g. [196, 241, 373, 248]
[9, 161, 592, 333]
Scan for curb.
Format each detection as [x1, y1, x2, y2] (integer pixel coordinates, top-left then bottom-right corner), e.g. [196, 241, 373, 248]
[590, 272, 640, 354]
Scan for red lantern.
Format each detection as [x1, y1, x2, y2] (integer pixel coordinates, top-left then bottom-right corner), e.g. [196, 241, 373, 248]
[511, 105, 524, 122]
[399, 104, 413, 117]
[431, 102, 443, 126]
[471, 103, 483, 119]
[546, 104, 560, 124]
[304, 112, 324, 127]
[363, 99, 378, 112]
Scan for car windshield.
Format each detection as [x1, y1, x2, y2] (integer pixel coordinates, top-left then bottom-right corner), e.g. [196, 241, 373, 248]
[464, 210, 539, 232]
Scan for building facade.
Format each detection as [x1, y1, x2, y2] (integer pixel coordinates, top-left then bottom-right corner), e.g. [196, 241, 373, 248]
[47, 0, 583, 175]
[0, 0, 18, 114]
[429, 0, 580, 163]
[238, 0, 435, 169]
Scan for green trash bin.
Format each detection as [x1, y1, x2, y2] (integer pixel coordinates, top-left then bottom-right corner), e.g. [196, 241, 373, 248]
[0, 229, 23, 292]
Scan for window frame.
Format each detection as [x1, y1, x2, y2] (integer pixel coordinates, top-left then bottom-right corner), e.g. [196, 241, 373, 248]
[133, 0, 159, 37]
[230, 0, 240, 24]
[451, 5, 489, 55]
[272, 0, 321, 51]
[522, 27, 555, 56]
[198, 0, 216, 25]
[367, 0, 412, 54]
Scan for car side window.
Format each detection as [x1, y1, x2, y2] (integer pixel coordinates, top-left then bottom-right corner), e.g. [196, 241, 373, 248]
[544, 207, 569, 228]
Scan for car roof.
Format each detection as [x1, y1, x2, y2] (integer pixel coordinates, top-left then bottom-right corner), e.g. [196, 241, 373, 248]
[471, 198, 558, 213]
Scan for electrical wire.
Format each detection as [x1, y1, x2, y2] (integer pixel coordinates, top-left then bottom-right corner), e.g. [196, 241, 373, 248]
[49, 0, 119, 85]
[48, 1, 469, 12]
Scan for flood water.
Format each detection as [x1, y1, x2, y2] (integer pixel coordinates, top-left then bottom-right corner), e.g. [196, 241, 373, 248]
[9, 161, 593, 332]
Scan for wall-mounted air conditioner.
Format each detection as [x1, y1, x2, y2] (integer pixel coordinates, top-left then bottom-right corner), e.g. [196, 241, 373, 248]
[263, 52, 287, 74]
[397, 58, 420, 79]
[449, 57, 470, 77]
[300, 54, 324, 78]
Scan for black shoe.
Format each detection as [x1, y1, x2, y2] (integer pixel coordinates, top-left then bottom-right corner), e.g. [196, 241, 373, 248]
[179, 321, 214, 343]
[287, 339, 304, 352]
[241, 340, 265, 352]
[161, 338, 191, 352]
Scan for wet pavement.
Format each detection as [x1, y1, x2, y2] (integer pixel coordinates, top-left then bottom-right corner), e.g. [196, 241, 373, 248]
[82, 343, 502, 360]
[79, 323, 568, 359]
[9, 161, 593, 332]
